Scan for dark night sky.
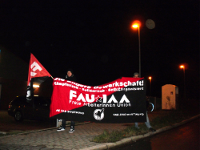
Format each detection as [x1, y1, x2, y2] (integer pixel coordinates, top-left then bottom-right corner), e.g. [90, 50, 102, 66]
[0, 0, 199, 98]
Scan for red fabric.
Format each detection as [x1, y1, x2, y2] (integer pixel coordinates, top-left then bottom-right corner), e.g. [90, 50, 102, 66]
[27, 53, 51, 85]
[50, 77, 143, 117]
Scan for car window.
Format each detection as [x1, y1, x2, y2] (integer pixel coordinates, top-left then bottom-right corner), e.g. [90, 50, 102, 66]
[12, 96, 26, 105]
[34, 97, 50, 106]
[11, 96, 50, 107]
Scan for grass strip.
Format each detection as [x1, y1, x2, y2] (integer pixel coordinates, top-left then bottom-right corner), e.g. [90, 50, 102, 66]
[92, 110, 199, 143]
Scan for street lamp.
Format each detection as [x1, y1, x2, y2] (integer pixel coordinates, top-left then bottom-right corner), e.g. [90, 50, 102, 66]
[148, 76, 152, 96]
[179, 65, 186, 99]
[132, 20, 141, 77]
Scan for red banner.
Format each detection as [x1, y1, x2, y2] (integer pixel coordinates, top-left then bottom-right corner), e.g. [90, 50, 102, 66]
[50, 77, 146, 123]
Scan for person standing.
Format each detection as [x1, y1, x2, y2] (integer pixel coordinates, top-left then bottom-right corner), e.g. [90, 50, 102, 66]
[57, 69, 76, 133]
[133, 72, 156, 132]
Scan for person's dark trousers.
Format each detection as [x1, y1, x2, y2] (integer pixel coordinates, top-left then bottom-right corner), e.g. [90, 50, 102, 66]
[71, 121, 75, 129]
[62, 119, 66, 129]
[62, 120, 75, 129]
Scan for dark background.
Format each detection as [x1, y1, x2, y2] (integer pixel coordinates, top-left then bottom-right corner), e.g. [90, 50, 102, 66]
[0, 0, 199, 98]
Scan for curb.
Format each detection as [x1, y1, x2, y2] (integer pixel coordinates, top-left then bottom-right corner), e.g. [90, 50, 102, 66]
[80, 114, 200, 150]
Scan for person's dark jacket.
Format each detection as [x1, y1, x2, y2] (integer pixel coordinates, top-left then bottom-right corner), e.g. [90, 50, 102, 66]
[62, 69, 76, 128]
[65, 69, 76, 82]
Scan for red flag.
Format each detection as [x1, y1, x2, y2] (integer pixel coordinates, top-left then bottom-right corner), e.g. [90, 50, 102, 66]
[27, 53, 51, 86]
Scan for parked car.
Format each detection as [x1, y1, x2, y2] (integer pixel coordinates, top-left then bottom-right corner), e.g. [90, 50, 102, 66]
[8, 95, 51, 121]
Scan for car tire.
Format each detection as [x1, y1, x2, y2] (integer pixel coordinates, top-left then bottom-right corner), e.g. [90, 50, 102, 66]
[14, 111, 23, 121]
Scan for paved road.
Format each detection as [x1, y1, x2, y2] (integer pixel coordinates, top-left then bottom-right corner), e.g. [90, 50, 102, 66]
[0, 110, 157, 150]
[0, 122, 134, 150]
[112, 118, 200, 150]
[0, 110, 199, 150]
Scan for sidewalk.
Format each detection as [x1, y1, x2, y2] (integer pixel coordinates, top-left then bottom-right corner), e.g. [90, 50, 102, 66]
[0, 112, 199, 150]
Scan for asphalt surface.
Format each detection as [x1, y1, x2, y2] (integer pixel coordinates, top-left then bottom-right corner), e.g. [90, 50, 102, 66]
[0, 111, 199, 150]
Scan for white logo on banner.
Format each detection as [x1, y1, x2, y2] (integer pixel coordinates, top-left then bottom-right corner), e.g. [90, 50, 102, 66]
[69, 90, 131, 106]
[93, 108, 104, 120]
[31, 61, 42, 77]
[26, 84, 31, 100]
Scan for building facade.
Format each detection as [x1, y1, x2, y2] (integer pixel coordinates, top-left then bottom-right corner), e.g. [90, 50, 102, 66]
[0, 46, 28, 110]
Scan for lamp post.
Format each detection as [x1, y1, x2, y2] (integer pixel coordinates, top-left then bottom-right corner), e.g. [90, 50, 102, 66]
[179, 65, 186, 99]
[132, 20, 141, 77]
[148, 76, 152, 96]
